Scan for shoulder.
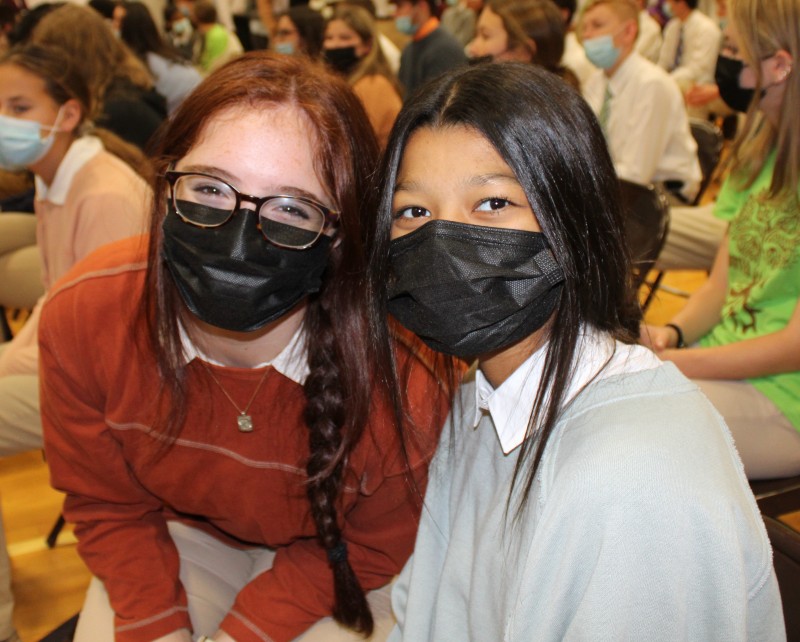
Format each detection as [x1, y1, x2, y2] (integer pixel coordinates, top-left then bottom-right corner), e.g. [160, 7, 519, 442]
[547, 364, 750, 503]
[44, 236, 149, 316]
[71, 150, 149, 197]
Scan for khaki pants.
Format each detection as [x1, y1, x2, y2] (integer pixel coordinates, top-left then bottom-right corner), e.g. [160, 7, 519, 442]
[695, 379, 800, 480]
[75, 521, 396, 641]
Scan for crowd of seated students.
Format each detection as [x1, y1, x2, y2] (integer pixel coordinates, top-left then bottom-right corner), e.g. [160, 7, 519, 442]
[0, 0, 797, 640]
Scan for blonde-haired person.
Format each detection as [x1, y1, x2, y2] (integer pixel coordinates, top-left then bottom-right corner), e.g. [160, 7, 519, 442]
[32, 3, 166, 150]
[467, 0, 580, 89]
[579, 0, 701, 201]
[641, 0, 800, 480]
[323, 5, 402, 149]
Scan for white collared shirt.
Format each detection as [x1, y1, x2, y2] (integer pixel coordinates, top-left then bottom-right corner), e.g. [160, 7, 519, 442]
[583, 52, 701, 196]
[179, 323, 310, 385]
[657, 10, 722, 87]
[472, 327, 661, 454]
[35, 136, 103, 205]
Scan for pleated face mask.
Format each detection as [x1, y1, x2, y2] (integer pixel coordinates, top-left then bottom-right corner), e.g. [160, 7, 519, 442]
[387, 219, 565, 358]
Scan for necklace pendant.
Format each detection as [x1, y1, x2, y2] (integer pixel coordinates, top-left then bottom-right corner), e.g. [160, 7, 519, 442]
[237, 413, 254, 433]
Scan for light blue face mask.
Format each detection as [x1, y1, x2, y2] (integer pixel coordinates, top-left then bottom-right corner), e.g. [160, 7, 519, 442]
[662, 2, 674, 19]
[395, 15, 418, 36]
[0, 109, 63, 171]
[274, 41, 296, 55]
[583, 34, 621, 70]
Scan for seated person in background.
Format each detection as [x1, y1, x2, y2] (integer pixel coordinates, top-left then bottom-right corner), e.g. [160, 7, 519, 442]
[581, 0, 701, 202]
[165, 4, 199, 61]
[193, 0, 245, 73]
[657, 0, 721, 93]
[121, 2, 203, 114]
[634, 0, 662, 61]
[31, 4, 167, 152]
[395, 0, 467, 96]
[441, 0, 480, 47]
[552, 0, 597, 88]
[467, 0, 579, 90]
[642, 0, 800, 481]
[0, 43, 151, 642]
[323, 4, 402, 148]
[376, 60, 784, 641]
[39, 51, 448, 642]
[271, 5, 325, 58]
[0, 43, 151, 456]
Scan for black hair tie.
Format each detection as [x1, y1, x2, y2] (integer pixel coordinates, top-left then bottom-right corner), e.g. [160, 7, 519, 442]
[327, 541, 348, 564]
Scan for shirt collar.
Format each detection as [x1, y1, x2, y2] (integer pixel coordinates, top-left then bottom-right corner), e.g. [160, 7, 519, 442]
[415, 16, 439, 41]
[34, 136, 103, 205]
[472, 326, 662, 454]
[179, 323, 310, 385]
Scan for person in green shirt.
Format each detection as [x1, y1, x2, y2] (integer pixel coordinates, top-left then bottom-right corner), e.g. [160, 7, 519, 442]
[641, 0, 800, 480]
[194, 1, 243, 73]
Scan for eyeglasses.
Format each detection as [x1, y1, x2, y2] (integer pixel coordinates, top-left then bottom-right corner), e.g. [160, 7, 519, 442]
[164, 171, 339, 249]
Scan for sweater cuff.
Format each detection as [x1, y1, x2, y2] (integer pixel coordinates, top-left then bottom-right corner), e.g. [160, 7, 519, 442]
[220, 610, 281, 642]
[114, 607, 192, 642]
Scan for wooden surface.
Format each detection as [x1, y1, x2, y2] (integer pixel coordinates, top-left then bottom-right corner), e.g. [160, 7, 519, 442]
[2, 272, 799, 641]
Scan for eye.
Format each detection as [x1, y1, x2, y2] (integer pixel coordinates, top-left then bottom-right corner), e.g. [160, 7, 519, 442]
[10, 104, 31, 116]
[475, 197, 512, 212]
[393, 206, 431, 220]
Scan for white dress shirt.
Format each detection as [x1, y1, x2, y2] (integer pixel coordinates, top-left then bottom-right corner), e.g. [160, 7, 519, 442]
[657, 9, 721, 88]
[636, 10, 662, 63]
[583, 51, 702, 196]
[561, 31, 597, 89]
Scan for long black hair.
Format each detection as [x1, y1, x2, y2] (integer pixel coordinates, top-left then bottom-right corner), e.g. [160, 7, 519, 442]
[373, 62, 641, 513]
[120, 1, 187, 65]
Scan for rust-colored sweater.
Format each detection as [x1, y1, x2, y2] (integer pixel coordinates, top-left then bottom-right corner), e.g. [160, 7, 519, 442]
[40, 236, 448, 642]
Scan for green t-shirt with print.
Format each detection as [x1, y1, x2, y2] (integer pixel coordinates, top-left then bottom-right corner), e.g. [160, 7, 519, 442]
[700, 151, 800, 431]
[200, 23, 229, 72]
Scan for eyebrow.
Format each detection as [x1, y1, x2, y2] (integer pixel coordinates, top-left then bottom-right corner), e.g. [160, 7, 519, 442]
[395, 171, 520, 192]
[179, 163, 330, 203]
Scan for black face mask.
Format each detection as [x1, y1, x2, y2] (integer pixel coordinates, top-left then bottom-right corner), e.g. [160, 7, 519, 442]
[162, 203, 332, 332]
[324, 46, 360, 75]
[387, 220, 565, 358]
[715, 55, 755, 113]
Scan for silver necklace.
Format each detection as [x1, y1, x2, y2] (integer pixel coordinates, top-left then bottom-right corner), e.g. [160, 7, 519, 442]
[201, 362, 270, 432]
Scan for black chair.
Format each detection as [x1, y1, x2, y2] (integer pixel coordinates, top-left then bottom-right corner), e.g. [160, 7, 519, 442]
[751, 475, 800, 519]
[688, 118, 724, 207]
[618, 179, 670, 296]
[643, 119, 724, 308]
[763, 516, 800, 641]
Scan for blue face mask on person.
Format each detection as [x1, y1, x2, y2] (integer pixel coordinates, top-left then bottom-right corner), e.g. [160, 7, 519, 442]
[275, 41, 296, 55]
[583, 34, 621, 70]
[395, 15, 418, 36]
[0, 110, 63, 171]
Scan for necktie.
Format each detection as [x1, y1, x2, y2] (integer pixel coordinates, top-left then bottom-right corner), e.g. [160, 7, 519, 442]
[599, 83, 612, 133]
[674, 25, 684, 69]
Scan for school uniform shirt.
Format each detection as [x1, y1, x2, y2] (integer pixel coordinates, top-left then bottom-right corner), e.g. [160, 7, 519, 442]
[0, 136, 149, 378]
[389, 328, 785, 641]
[561, 31, 596, 89]
[657, 9, 722, 87]
[583, 51, 702, 198]
[636, 9, 663, 63]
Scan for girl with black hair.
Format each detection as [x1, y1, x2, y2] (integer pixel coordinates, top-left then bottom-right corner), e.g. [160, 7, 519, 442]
[375, 62, 784, 640]
[39, 52, 448, 642]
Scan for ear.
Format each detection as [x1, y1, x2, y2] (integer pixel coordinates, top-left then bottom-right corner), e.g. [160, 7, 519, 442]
[620, 18, 638, 47]
[59, 98, 83, 135]
[767, 49, 793, 85]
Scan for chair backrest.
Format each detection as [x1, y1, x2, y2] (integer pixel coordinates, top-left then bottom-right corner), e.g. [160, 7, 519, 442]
[618, 179, 670, 290]
[689, 118, 724, 206]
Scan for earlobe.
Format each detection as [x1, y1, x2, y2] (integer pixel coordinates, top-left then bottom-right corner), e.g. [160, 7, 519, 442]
[512, 38, 536, 63]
